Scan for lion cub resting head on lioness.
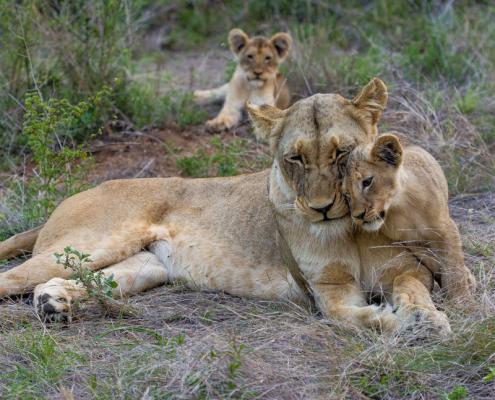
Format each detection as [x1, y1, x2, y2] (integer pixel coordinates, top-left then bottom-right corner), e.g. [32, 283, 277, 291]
[342, 134, 476, 302]
[194, 28, 292, 132]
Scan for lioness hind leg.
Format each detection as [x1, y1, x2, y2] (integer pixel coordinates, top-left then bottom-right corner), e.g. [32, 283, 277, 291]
[392, 269, 451, 336]
[34, 251, 167, 322]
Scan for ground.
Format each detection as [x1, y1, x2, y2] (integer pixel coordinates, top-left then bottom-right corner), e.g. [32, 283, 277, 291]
[1, 39, 495, 400]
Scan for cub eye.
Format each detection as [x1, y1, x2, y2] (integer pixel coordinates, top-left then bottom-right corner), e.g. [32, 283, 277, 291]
[247, 54, 254, 60]
[265, 55, 272, 61]
[362, 177, 373, 189]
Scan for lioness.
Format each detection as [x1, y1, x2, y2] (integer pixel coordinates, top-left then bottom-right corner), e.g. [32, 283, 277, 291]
[194, 28, 291, 131]
[0, 79, 450, 334]
[342, 133, 476, 301]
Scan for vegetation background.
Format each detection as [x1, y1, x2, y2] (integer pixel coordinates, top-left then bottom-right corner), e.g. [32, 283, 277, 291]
[0, 0, 494, 398]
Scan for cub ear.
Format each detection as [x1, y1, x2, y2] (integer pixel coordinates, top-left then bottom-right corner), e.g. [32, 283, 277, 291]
[246, 102, 286, 153]
[371, 134, 403, 167]
[352, 77, 388, 126]
[228, 28, 249, 56]
[270, 32, 292, 61]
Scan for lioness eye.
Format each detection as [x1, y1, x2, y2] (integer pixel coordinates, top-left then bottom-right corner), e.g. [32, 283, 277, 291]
[336, 148, 349, 159]
[288, 154, 303, 164]
[247, 54, 254, 60]
[265, 55, 271, 61]
[362, 177, 373, 189]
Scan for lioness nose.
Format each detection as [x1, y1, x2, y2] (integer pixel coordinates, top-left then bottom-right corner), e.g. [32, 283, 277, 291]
[310, 203, 332, 215]
[254, 71, 262, 77]
[353, 211, 366, 220]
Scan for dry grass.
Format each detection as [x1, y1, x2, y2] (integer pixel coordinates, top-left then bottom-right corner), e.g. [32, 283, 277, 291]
[1, 2, 495, 399]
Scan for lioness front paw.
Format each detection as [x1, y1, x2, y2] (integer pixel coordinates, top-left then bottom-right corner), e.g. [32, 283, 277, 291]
[205, 115, 237, 132]
[34, 278, 73, 323]
[396, 306, 451, 337]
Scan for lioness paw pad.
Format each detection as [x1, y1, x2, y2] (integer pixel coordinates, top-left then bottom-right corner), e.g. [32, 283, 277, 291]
[34, 281, 73, 323]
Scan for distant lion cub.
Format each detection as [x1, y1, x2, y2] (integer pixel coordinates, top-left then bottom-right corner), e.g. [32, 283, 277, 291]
[194, 28, 291, 131]
[343, 133, 476, 301]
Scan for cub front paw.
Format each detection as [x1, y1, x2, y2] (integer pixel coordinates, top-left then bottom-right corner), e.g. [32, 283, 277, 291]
[205, 115, 237, 132]
[34, 279, 73, 323]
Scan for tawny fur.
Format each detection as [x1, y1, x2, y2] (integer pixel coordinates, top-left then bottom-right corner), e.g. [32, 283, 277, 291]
[246, 78, 451, 334]
[343, 134, 476, 303]
[1, 79, 454, 334]
[194, 28, 291, 131]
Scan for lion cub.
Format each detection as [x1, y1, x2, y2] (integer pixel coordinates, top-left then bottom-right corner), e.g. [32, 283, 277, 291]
[343, 134, 476, 301]
[194, 28, 291, 131]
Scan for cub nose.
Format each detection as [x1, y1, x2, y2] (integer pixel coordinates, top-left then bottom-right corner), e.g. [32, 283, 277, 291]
[254, 71, 262, 78]
[353, 211, 366, 220]
[310, 203, 333, 215]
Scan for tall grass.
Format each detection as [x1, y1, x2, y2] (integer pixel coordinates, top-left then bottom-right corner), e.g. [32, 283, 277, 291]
[0, 0, 146, 157]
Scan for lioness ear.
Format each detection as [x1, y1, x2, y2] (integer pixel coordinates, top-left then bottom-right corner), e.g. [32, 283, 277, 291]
[352, 77, 388, 126]
[371, 134, 403, 167]
[229, 28, 249, 56]
[246, 102, 286, 153]
[270, 32, 292, 61]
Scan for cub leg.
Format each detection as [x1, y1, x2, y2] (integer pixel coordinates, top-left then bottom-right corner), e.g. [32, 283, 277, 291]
[194, 83, 229, 104]
[205, 81, 248, 131]
[313, 273, 397, 331]
[391, 268, 451, 336]
[34, 251, 167, 322]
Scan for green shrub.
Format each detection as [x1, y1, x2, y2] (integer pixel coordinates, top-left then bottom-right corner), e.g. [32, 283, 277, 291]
[0, 0, 144, 153]
[0, 89, 108, 237]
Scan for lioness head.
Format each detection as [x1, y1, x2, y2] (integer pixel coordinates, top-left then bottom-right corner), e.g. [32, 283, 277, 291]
[343, 134, 403, 231]
[228, 28, 292, 88]
[247, 78, 388, 224]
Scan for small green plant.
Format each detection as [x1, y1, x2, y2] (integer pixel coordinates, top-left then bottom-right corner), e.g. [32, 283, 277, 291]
[176, 137, 248, 177]
[225, 342, 246, 391]
[483, 367, 495, 383]
[54, 247, 117, 300]
[54, 246, 137, 317]
[454, 88, 480, 115]
[445, 385, 469, 400]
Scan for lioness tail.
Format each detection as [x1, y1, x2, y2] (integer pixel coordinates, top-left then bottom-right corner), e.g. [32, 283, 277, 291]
[0, 225, 43, 260]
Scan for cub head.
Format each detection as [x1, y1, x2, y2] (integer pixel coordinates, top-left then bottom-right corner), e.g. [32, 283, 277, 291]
[228, 28, 292, 88]
[343, 134, 403, 231]
[247, 78, 388, 226]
